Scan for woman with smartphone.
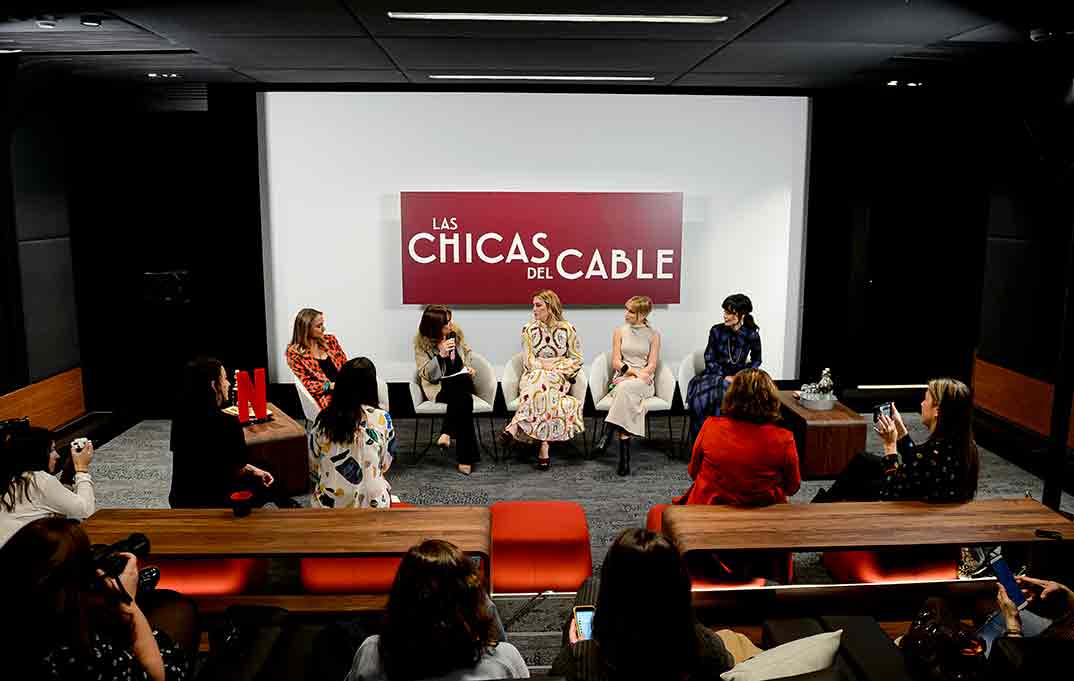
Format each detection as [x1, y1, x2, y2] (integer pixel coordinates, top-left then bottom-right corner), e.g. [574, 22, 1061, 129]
[0, 425, 95, 548]
[592, 296, 661, 476]
[414, 305, 480, 475]
[685, 294, 762, 447]
[816, 378, 979, 503]
[551, 528, 734, 681]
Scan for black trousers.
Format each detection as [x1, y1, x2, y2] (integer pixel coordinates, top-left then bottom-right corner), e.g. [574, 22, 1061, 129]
[436, 374, 480, 465]
[819, 452, 887, 502]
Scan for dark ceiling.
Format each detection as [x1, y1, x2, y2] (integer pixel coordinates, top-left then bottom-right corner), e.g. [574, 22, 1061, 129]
[3, 1, 1074, 90]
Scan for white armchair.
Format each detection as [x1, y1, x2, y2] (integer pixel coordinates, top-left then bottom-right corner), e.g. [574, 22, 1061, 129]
[406, 351, 498, 460]
[677, 350, 706, 455]
[589, 352, 677, 456]
[502, 351, 589, 450]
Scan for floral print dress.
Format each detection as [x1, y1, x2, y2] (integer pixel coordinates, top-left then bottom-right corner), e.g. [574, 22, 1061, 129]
[310, 405, 396, 508]
[507, 319, 585, 442]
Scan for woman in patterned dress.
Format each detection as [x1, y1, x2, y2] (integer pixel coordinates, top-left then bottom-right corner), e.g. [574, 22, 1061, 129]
[503, 289, 585, 471]
[310, 357, 396, 508]
[686, 293, 762, 447]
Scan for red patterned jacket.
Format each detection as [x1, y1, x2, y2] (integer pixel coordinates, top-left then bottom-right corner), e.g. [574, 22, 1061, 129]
[286, 334, 347, 409]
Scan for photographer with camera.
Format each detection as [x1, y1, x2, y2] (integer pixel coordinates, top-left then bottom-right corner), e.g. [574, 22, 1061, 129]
[0, 517, 197, 680]
[0, 424, 95, 547]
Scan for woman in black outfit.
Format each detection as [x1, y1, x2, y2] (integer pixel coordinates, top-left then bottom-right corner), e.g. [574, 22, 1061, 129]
[169, 356, 296, 508]
[817, 378, 979, 503]
[414, 305, 480, 475]
[551, 528, 733, 681]
[0, 517, 198, 681]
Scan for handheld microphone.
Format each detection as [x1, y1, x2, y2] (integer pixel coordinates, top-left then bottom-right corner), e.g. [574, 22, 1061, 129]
[447, 331, 457, 362]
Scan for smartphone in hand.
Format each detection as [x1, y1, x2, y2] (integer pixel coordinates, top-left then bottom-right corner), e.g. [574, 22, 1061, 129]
[872, 402, 893, 423]
[573, 605, 595, 641]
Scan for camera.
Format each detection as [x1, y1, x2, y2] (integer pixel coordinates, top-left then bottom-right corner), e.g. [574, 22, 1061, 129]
[91, 533, 158, 601]
[872, 402, 893, 423]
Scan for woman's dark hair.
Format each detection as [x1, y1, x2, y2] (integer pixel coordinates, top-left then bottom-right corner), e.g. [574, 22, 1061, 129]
[722, 293, 758, 329]
[1, 426, 55, 513]
[928, 378, 979, 501]
[594, 528, 699, 680]
[315, 357, 380, 444]
[418, 305, 452, 342]
[178, 356, 225, 414]
[721, 368, 781, 425]
[0, 518, 93, 657]
[378, 539, 498, 680]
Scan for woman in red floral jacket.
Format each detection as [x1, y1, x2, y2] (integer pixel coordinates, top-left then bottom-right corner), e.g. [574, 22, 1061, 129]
[286, 308, 347, 409]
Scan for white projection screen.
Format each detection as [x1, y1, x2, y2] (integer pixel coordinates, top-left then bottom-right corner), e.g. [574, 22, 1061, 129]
[259, 92, 810, 383]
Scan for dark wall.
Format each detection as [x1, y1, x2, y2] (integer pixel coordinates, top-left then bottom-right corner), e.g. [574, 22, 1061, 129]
[68, 88, 268, 417]
[800, 93, 992, 389]
[0, 58, 26, 395]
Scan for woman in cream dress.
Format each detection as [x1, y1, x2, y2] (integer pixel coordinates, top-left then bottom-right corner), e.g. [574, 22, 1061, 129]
[598, 296, 660, 476]
[503, 289, 584, 470]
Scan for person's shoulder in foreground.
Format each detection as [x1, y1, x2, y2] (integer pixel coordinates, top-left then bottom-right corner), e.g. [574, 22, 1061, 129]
[348, 634, 530, 681]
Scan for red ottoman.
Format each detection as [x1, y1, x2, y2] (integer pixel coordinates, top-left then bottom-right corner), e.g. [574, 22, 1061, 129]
[491, 501, 592, 594]
[823, 549, 959, 583]
[150, 558, 267, 596]
[300, 503, 414, 594]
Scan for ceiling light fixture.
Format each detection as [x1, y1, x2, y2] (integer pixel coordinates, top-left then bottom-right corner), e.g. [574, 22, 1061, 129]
[389, 12, 727, 24]
[429, 74, 656, 82]
[886, 80, 899, 87]
[81, 15, 103, 27]
[36, 15, 58, 29]
[0, 49, 23, 54]
[907, 81, 919, 87]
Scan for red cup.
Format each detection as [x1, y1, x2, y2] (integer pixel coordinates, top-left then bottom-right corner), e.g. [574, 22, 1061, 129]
[229, 490, 254, 517]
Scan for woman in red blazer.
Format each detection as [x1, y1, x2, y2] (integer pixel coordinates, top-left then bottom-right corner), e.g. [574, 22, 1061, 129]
[680, 368, 801, 507]
[286, 308, 348, 410]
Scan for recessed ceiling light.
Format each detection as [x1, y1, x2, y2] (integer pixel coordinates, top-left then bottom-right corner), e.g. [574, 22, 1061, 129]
[36, 16, 58, 29]
[886, 80, 899, 87]
[81, 15, 103, 27]
[429, 74, 656, 82]
[389, 12, 727, 24]
[0, 49, 23, 54]
[907, 81, 920, 87]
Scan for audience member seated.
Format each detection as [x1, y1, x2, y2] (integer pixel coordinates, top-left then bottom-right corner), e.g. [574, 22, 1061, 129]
[686, 293, 762, 446]
[997, 575, 1074, 641]
[311, 357, 396, 508]
[551, 528, 734, 681]
[285, 307, 347, 410]
[0, 425, 94, 547]
[678, 368, 800, 507]
[345, 539, 528, 681]
[169, 356, 296, 509]
[501, 288, 585, 471]
[415, 304, 480, 475]
[593, 295, 661, 477]
[0, 517, 198, 681]
[816, 378, 978, 503]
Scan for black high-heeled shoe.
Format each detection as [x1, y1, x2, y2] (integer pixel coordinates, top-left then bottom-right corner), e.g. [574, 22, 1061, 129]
[617, 438, 631, 477]
[592, 425, 613, 456]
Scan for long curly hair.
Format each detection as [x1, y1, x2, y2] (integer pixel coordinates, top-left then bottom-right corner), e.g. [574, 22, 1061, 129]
[721, 368, 781, 424]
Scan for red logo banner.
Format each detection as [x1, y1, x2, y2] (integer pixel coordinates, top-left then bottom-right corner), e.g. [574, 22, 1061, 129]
[401, 192, 683, 305]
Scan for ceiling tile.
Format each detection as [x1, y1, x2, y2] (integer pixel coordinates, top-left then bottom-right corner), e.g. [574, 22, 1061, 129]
[109, 1, 368, 37]
[242, 68, 408, 83]
[180, 37, 395, 69]
[694, 41, 913, 73]
[674, 72, 847, 88]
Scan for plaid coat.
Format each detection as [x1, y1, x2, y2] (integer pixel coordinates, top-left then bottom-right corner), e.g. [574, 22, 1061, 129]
[685, 323, 762, 445]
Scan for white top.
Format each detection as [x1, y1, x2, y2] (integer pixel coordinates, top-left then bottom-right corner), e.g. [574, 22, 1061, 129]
[346, 635, 530, 681]
[0, 470, 95, 547]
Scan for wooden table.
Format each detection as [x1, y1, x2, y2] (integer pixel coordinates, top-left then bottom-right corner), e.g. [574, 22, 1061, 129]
[242, 402, 307, 497]
[82, 506, 491, 560]
[662, 499, 1073, 554]
[777, 390, 867, 478]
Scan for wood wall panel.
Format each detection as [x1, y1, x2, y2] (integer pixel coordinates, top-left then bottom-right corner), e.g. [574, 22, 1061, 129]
[0, 368, 85, 430]
[973, 358, 1053, 436]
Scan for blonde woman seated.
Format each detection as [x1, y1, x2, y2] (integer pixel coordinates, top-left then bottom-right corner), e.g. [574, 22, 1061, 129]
[286, 308, 347, 410]
[593, 296, 661, 477]
[502, 289, 585, 471]
[310, 358, 396, 508]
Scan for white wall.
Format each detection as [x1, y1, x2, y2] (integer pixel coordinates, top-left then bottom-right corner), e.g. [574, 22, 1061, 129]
[260, 92, 809, 384]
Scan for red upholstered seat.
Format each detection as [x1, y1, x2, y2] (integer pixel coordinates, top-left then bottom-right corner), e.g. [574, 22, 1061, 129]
[646, 503, 793, 587]
[491, 500, 592, 594]
[823, 549, 959, 583]
[299, 503, 414, 594]
[149, 558, 267, 596]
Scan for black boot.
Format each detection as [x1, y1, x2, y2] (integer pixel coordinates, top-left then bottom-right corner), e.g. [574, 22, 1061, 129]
[617, 438, 631, 477]
[593, 424, 613, 456]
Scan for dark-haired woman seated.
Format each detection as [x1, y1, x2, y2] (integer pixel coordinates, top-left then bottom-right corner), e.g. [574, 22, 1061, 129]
[346, 539, 528, 681]
[817, 378, 979, 503]
[169, 356, 296, 508]
[310, 357, 396, 508]
[1, 425, 95, 548]
[551, 528, 733, 681]
[0, 517, 198, 681]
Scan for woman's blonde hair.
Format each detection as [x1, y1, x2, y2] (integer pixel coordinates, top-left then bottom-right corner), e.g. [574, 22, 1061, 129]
[533, 289, 564, 322]
[926, 377, 979, 501]
[289, 308, 322, 351]
[625, 296, 653, 325]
